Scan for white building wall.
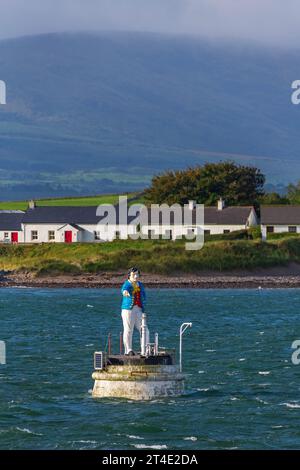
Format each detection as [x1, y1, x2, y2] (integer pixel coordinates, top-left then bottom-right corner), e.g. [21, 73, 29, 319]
[21, 220, 254, 243]
[23, 223, 80, 243]
[200, 224, 246, 235]
[0, 230, 24, 243]
[22, 223, 138, 243]
[247, 209, 258, 227]
[79, 224, 138, 242]
[261, 224, 300, 241]
[137, 223, 248, 238]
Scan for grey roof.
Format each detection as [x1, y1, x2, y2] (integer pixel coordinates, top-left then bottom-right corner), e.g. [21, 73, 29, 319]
[22, 205, 138, 225]
[21, 205, 254, 226]
[0, 212, 25, 231]
[0, 210, 24, 213]
[143, 206, 254, 225]
[204, 207, 254, 225]
[261, 205, 300, 225]
[57, 223, 84, 231]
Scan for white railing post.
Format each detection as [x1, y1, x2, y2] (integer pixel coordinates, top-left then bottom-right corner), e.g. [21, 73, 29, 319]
[141, 313, 149, 356]
[0, 341, 6, 365]
[179, 322, 192, 372]
[154, 333, 159, 355]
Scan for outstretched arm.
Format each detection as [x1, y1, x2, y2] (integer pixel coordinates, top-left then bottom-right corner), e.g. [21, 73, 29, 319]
[121, 281, 131, 297]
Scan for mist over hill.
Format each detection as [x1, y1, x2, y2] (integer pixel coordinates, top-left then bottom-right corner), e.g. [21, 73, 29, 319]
[0, 31, 299, 200]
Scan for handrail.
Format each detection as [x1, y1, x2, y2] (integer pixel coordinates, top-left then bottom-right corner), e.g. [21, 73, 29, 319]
[179, 322, 192, 372]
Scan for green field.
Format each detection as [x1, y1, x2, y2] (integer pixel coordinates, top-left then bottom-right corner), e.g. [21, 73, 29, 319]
[0, 192, 145, 210]
[0, 235, 299, 276]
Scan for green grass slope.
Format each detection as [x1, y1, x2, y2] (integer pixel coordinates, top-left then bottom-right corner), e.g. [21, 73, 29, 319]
[0, 192, 144, 210]
[0, 236, 299, 276]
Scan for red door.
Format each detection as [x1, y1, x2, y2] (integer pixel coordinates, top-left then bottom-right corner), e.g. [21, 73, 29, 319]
[11, 232, 18, 243]
[64, 231, 72, 243]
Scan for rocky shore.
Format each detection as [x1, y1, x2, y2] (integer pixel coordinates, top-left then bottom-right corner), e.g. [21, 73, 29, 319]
[2, 264, 300, 288]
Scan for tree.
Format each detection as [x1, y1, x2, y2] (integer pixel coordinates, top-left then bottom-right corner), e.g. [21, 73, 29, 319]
[258, 192, 290, 205]
[144, 161, 265, 207]
[287, 182, 300, 204]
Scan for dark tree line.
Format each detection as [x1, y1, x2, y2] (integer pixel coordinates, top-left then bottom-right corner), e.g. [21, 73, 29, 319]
[144, 161, 266, 208]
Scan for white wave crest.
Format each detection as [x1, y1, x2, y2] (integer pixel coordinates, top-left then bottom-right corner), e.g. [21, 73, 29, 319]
[133, 444, 168, 449]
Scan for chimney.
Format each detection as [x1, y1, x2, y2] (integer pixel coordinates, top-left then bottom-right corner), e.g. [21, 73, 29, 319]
[217, 197, 225, 211]
[188, 200, 196, 210]
[28, 200, 36, 210]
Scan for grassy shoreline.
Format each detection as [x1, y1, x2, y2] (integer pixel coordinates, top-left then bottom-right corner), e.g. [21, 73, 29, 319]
[1, 236, 300, 276]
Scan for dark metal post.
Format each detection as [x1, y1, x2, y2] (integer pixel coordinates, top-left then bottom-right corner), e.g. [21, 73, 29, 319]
[108, 333, 111, 355]
[119, 332, 123, 355]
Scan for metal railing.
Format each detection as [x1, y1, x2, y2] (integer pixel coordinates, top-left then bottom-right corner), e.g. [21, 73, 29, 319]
[179, 322, 192, 372]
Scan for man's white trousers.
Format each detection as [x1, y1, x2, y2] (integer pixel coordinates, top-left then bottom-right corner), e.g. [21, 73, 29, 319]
[121, 305, 143, 354]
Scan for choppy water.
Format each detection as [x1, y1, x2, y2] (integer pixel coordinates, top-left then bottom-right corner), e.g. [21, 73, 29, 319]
[1, 287, 300, 449]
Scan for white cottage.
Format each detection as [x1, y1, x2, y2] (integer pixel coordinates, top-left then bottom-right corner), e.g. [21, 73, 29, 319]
[0, 211, 25, 243]
[20, 201, 138, 243]
[261, 205, 300, 240]
[0, 198, 258, 244]
[139, 198, 258, 239]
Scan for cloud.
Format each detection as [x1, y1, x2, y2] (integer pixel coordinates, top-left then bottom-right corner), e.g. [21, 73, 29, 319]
[0, 0, 298, 47]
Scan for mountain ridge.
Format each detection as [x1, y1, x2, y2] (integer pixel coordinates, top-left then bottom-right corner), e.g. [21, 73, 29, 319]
[0, 31, 299, 199]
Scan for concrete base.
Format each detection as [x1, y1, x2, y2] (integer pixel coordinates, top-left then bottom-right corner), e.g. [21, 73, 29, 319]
[92, 363, 185, 400]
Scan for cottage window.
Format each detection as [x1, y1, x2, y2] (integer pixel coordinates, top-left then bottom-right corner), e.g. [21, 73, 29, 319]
[204, 230, 210, 235]
[288, 226, 297, 233]
[163, 229, 172, 239]
[4, 232, 9, 238]
[31, 230, 38, 240]
[266, 226, 274, 233]
[94, 231, 101, 240]
[223, 229, 230, 234]
[48, 231, 55, 241]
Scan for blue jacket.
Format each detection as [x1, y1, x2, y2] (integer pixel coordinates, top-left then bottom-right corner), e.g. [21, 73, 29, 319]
[121, 280, 146, 312]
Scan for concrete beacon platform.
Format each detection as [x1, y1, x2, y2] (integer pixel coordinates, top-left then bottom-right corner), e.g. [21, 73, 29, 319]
[92, 314, 192, 401]
[92, 352, 184, 400]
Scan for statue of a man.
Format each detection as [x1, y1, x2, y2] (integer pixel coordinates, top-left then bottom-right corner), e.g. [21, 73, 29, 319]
[121, 267, 146, 356]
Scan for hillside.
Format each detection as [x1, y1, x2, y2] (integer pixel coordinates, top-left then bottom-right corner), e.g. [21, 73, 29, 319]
[0, 32, 300, 199]
[0, 192, 143, 210]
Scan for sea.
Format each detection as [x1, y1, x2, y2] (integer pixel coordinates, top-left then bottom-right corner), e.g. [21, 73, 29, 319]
[1, 287, 300, 450]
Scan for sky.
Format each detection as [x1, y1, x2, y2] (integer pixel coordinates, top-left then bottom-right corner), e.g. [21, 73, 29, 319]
[0, 0, 298, 47]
